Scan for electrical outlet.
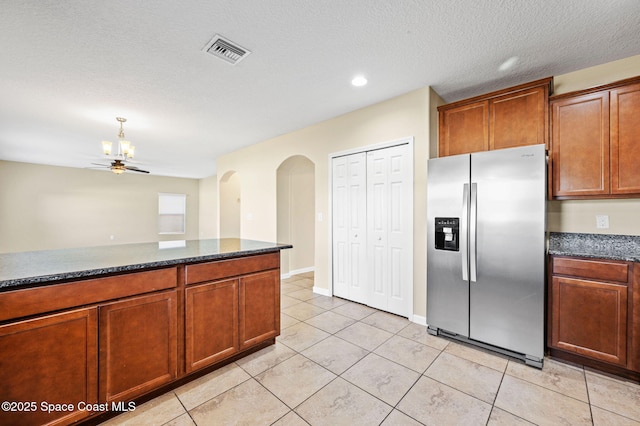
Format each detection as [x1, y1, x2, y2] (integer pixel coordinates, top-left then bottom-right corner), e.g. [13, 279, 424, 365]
[595, 215, 609, 229]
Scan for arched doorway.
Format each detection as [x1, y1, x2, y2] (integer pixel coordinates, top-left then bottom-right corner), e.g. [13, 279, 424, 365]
[219, 170, 241, 238]
[277, 156, 315, 278]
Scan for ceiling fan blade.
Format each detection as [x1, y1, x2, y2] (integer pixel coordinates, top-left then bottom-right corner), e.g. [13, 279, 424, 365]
[90, 163, 109, 167]
[124, 166, 150, 173]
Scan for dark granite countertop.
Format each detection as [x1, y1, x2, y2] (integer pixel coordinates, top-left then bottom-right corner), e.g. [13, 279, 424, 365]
[0, 238, 292, 291]
[548, 232, 640, 262]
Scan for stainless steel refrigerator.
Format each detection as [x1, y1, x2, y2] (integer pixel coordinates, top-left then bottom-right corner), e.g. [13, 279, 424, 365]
[426, 144, 546, 368]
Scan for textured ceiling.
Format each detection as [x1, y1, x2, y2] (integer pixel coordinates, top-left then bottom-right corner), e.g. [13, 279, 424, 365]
[1, 0, 639, 178]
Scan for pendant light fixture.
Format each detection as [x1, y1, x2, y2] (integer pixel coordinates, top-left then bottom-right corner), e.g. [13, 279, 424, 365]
[90, 117, 149, 174]
[101, 117, 135, 161]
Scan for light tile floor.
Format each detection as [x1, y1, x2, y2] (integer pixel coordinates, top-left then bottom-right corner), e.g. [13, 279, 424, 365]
[104, 273, 640, 425]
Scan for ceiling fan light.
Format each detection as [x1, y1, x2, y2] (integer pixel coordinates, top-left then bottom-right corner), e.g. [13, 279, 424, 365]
[95, 117, 149, 174]
[102, 141, 112, 156]
[120, 140, 131, 155]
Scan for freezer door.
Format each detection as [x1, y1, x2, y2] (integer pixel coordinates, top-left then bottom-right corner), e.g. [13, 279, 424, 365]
[469, 144, 546, 359]
[427, 154, 470, 337]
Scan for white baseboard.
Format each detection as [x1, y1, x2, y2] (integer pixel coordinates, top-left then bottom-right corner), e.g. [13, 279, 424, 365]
[412, 314, 427, 326]
[281, 266, 315, 280]
[290, 266, 315, 275]
[312, 286, 332, 297]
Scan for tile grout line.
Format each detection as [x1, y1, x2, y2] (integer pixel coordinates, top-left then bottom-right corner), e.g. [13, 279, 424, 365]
[278, 292, 424, 424]
[171, 390, 199, 426]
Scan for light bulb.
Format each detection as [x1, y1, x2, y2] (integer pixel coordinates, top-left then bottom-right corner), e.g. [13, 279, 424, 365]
[102, 141, 112, 156]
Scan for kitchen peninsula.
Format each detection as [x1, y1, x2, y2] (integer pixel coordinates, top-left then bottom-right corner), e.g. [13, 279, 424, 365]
[0, 239, 292, 426]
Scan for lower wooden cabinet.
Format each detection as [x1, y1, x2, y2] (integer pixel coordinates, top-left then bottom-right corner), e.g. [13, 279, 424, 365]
[549, 256, 637, 374]
[184, 267, 281, 372]
[99, 290, 178, 403]
[551, 276, 627, 365]
[0, 308, 98, 426]
[0, 252, 282, 425]
[633, 265, 640, 372]
[239, 270, 280, 349]
[185, 279, 239, 373]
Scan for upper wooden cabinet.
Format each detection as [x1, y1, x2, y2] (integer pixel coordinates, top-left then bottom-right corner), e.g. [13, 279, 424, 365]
[551, 91, 610, 197]
[550, 77, 640, 199]
[611, 82, 640, 195]
[438, 100, 489, 156]
[438, 77, 552, 157]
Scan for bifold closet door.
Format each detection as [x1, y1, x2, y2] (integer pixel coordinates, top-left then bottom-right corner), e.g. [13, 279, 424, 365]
[367, 144, 412, 316]
[332, 153, 367, 304]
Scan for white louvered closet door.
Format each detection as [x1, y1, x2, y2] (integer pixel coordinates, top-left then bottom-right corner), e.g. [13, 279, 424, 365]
[367, 144, 412, 316]
[331, 153, 368, 304]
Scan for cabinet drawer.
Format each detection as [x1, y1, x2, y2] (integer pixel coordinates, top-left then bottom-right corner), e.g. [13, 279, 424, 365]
[185, 253, 279, 285]
[0, 267, 177, 322]
[552, 257, 629, 283]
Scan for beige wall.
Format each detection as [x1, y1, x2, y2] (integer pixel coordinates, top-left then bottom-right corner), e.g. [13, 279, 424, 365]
[217, 87, 434, 319]
[219, 171, 241, 238]
[198, 174, 218, 239]
[553, 55, 640, 96]
[277, 155, 315, 275]
[547, 54, 640, 236]
[0, 160, 201, 253]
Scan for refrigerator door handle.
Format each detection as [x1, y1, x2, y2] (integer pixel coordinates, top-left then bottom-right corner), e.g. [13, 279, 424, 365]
[461, 183, 469, 281]
[470, 182, 478, 282]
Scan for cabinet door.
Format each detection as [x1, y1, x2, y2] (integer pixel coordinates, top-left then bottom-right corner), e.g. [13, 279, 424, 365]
[185, 279, 239, 373]
[99, 291, 177, 403]
[239, 270, 280, 349]
[0, 308, 97, 426]
[632, 264, 640, 373]
[551, 92, 610, 197]
[490, 86, 547, 150]
[611, 82, 640, 194]
[438, 101, 489, 156]
[551, 276, 627, 366]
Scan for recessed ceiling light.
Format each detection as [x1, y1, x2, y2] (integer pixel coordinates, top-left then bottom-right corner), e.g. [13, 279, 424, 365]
[351, 75, 368, 87]
[499, 56, 519, 72]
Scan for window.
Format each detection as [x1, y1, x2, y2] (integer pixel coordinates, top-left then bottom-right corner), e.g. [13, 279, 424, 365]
[158, 193, 186, 234]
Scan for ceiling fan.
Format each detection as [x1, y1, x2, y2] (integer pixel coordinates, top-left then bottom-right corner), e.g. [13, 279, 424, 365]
[90, 117, 150, 174]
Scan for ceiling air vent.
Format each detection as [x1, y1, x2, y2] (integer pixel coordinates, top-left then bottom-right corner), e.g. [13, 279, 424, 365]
[203, 34, 251, 65]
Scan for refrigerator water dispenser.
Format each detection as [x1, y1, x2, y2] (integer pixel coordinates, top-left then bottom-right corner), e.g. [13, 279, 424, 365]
[434, 217, 459, 251]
